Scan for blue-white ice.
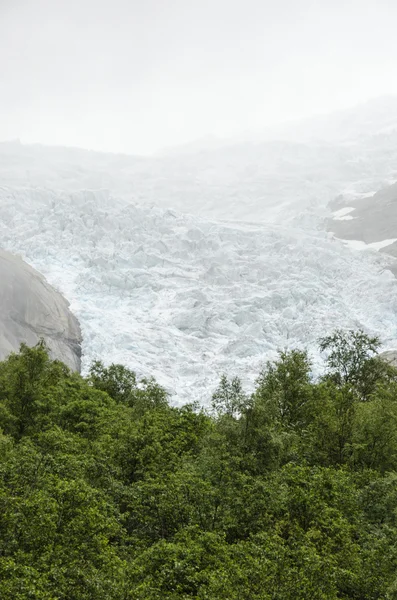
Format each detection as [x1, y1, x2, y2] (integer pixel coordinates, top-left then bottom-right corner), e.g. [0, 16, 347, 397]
[1, 105, 397, 403]
[0, 184, 396, 404]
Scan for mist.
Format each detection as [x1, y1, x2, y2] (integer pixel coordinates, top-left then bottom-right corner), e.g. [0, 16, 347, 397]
[2, 0, 397, 154]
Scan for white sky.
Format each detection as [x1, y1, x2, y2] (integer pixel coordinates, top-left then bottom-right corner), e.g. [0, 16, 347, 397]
[1, 0, 397, 154]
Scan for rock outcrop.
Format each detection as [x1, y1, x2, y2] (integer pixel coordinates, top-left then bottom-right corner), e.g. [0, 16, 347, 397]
[0, 250, 81, 370]
[328, 183, 397, 245]
[380, 350, 397, 367]
[327, 182, 397, 274]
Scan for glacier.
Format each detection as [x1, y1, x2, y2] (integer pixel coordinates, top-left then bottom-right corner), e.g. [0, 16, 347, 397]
[2, 102, 397, 403]
[1, 182, 397, 405]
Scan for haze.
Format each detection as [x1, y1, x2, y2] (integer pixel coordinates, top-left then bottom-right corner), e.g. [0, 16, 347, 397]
[1, 0, 397, 155]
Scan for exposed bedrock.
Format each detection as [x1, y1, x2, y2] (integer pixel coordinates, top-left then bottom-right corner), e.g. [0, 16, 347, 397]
[380, 350, 397, 367]
[0, 249, 81, 370]
[327, 182, 397, 274]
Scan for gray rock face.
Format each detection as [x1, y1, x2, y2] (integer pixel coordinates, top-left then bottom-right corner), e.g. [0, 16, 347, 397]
[328, 183, 397, 245]
[0, 250, 81, 370]
[380, 350, 397, 367]
[327, 182, 397, 274]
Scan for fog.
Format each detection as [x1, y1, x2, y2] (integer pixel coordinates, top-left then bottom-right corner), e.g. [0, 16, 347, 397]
[1, 0, 397, 154]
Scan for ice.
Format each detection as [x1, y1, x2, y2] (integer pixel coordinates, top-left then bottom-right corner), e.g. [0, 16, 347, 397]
[342, 238, 397, 252]
[1, 185, 397, 405]
[342, 240, 370, 251]
[332, 207, 355, 218]
[2, 111, 397, 405]
[370, 239, 397, 251]
[332, 207, 356, 220]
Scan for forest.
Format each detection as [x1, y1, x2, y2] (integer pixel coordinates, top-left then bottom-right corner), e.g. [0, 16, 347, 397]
[1, 330, 397, 599]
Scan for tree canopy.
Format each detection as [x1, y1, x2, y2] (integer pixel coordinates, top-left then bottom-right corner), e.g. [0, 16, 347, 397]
[1, 331, 397, 598]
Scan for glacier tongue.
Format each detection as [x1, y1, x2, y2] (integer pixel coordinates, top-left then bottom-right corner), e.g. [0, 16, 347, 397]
[1, 186, 397, 405]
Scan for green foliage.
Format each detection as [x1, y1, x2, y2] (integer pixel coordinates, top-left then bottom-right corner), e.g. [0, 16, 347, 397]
[254, 349, 312, 428]
[1, 335, 397, 598]
[89, 360, 168, 412]
[319, 329, 396, 400]
[212, 374, 248, 417]
[0, 340, 69, 438]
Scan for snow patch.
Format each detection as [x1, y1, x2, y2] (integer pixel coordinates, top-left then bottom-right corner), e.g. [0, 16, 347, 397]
[342, 238, 397, 251]
[336, 215, 355, 221]
[370, 238, 397, 251]
[333, 207, 356, 219]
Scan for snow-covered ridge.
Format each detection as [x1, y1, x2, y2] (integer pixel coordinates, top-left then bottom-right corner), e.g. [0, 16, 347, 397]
[1, 186, 396, 404]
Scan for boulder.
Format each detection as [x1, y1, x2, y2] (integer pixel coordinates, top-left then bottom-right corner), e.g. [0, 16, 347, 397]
[0, 250, 81, 370]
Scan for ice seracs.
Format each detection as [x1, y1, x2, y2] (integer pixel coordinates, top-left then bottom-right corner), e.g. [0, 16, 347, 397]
[0, 186, 396, 404]
[2, 98, 397, 403]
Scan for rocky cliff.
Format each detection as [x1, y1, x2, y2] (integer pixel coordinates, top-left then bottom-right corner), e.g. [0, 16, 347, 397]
[0, 249, 81, 370]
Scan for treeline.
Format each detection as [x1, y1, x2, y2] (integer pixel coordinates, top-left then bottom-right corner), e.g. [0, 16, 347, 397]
[1, 331, 397, 598]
